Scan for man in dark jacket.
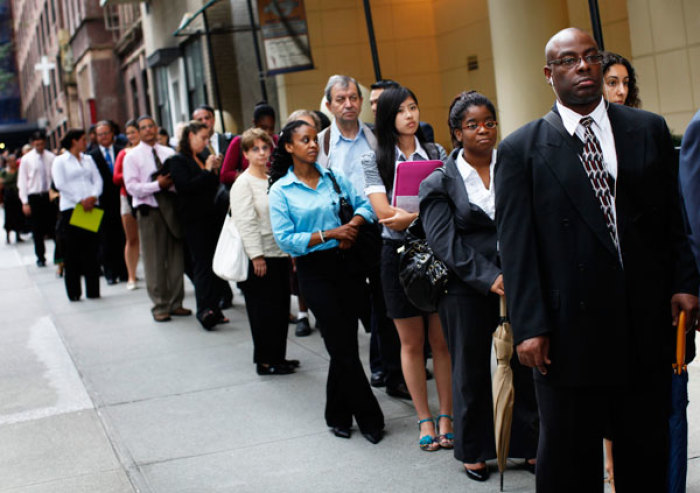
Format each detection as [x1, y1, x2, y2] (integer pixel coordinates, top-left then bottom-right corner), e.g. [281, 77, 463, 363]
[495, 27, 698, 492]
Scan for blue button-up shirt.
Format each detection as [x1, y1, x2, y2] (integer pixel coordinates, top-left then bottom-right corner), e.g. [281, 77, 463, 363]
[327, 120, 373, 198]
[269, 163, 374, 257]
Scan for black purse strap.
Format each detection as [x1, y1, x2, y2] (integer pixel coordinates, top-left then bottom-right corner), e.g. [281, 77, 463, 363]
[326, 169, 344, 196]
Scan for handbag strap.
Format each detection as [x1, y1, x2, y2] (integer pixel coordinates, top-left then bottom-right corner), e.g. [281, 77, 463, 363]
[326, 169, 344, 196]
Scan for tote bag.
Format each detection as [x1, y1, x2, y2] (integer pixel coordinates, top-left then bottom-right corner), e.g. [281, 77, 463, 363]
[212, 210, 249, 282]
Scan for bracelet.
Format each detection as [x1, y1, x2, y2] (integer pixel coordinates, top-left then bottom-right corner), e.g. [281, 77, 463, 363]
[319, 230, 326, 243]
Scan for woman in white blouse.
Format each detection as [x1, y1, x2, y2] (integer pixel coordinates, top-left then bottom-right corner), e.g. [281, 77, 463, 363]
[230, 128, 296, 375]
[419, 91, 538, 482]
[51, 128, 104, 301]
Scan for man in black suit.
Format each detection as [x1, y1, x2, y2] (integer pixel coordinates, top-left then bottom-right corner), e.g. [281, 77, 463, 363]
[89, 120, 127, 284]
[495, 28, 698, 492]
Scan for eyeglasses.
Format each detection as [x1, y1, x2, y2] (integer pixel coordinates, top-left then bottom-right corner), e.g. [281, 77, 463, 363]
[546, 54, 604, 67]
[462, 121, 498, 131]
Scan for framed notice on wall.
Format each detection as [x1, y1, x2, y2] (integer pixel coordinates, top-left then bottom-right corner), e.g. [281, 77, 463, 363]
[257, 0, 315, 75]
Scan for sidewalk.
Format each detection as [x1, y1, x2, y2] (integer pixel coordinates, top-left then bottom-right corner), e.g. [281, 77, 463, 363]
[0, 231, 698, 492]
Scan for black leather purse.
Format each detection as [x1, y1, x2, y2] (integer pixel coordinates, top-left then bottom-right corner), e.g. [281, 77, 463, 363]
[397, 218, 449, 312]
[326, 170, 382, 272]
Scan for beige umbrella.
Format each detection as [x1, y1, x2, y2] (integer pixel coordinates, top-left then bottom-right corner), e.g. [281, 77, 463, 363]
[493, 295, 515, 492]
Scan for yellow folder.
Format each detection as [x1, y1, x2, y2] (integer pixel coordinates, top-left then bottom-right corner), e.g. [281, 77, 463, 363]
[69, 204, 104, 233]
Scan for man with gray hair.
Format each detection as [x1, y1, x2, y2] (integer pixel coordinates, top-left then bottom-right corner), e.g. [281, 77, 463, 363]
[317, 74, 409, 400]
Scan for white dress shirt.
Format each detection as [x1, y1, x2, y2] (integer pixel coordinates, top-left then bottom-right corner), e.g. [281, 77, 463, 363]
[51, 152, 103, 211]
[122, 142, 175, 208]
[17, 148, 56, 203]
[456, 149, 496, 220]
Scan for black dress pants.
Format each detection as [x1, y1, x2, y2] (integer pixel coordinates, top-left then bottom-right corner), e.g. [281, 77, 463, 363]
[239, 257, 290, 364]
[184, 218, 229, 320]
[535, 364, 670, 493]
[438, 289, 538, 463]
[58, 210, 100, 300]
[28, 192, 54, 262]
[296, 249, 384, 433]
[100, 211, 127, 281]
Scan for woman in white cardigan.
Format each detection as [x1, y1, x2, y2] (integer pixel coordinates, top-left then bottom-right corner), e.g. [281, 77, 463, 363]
[230, 128, 297, 375]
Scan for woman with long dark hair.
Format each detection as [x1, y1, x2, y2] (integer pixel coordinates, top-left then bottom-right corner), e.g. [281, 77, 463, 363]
[601, 51, 640, 108]
[168, 120, 230, 330]
[420, 91, 538, 481]
[112, 119, 141, 290]
[51, 128, 103, 301]
[269, 120, 384, 444]
[361, 86, 453, 452]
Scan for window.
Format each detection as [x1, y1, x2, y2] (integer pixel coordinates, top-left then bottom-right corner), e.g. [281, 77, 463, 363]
[155, 67, 172, 135]
[184, 40, 207, 114]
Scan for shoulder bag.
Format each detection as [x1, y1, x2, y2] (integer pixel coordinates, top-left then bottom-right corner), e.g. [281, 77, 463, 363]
[212, 207, 249, 282]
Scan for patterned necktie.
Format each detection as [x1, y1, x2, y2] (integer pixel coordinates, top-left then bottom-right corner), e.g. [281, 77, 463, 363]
[579, 116, 619, 255]
[104, 148, 113, 173]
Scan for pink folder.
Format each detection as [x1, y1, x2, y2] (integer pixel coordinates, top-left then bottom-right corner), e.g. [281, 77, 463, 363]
[391, 160, 443, 212]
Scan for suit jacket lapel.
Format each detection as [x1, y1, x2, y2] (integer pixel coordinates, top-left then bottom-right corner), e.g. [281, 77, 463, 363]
[444, 156, 493, 225]
[539, 110, 618, 257]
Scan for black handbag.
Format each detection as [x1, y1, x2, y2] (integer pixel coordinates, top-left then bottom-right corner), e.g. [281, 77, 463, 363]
[326, 170, 382, 272]
[397, 218, 449, 312]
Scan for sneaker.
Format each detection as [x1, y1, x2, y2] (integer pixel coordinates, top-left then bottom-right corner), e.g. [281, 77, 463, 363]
[295, 317, 312, 337]
[126, 281, 137, 290]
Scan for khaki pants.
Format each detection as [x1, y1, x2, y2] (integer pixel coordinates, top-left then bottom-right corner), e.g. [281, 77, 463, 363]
[138, 207, 184, 316]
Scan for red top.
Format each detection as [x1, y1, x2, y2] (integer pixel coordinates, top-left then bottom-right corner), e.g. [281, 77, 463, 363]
[112, 148, 128, 196]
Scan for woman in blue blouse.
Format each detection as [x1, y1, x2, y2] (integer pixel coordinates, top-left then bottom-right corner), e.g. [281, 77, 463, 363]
[269, 120, 385, 444]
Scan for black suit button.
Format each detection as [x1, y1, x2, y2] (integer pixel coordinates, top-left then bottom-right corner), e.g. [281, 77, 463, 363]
[562, 218, 570, 227]
[579, 302, 586, 311]
[577, 263, 585, 271]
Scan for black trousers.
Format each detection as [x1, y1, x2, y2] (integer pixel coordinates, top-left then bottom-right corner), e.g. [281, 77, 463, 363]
[183, 218, 229, 320]
[438, 289, 538, 463]
[296, 249, 384, 433]
[239, 257, 290, 364]
[535, 364, 670, 492]
[99, 211, 127, 281]
[57, 210, 100, 300]
[28, 192, 54, 262]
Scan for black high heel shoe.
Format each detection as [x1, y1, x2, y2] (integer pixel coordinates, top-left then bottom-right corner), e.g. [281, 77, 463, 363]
[256, 363, 294, 375]
[331, 426, 351, 439]
[464, 465, 490, 482]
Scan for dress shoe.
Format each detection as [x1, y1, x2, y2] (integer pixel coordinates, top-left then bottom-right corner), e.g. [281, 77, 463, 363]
[106, 278, 118, 285]
[370, 371, 386, 388]
[331, 426, 351, 439]
[464, 466, 490, 482]
[425, 368, 434, 380]
[68, 295, 80, 302]
[295, 318, 311, 337]
[523, 460, 536, 474]
[362, 429, 383, 444]
[256, 363, 295, 375]
[36, 259, 46, 267]
[153, 312, 172, 322]
[170, 307, 192, 316]
[198, 310, 219, 331]
[283, 359, 300, 368]
[386, 382, 412, 400]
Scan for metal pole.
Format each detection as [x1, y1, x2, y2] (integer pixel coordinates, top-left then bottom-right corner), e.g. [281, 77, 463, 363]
[588, 0, 605, 51]
[202, 10, 226, 133]
[245, 0, 268, 102]
[362, 0, 381, 81]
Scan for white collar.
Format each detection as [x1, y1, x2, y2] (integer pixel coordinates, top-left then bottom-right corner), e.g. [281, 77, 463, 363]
[556, 97, 608, 136]
[396, 136, 428, 161]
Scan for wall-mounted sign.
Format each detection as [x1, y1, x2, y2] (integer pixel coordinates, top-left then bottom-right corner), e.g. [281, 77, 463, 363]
[257, 0, 314, 76]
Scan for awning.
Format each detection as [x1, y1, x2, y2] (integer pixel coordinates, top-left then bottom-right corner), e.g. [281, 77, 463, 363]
[173, 0, 221, 36]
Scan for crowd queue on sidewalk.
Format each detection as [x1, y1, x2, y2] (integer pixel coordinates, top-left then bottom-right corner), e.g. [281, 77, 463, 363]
[3, 27, 700, 492]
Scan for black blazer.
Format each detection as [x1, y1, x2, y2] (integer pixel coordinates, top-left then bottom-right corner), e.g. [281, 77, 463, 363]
[88, 144, 124, 215]
[419, 148, 500, 296]
[199, 132, 234, 161]
[495, 103, 698, 387]
[167, 153, 221, 227]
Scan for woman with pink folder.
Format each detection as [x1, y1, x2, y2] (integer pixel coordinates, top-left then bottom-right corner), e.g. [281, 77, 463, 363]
[361, 86, 453, 452]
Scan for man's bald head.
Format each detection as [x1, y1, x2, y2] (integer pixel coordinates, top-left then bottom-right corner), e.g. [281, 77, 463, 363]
[545, 27, 597, 61]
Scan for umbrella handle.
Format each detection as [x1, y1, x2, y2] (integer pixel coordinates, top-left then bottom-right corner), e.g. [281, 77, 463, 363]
[676, 310, 686, 373]
[500, 295, 507, 318]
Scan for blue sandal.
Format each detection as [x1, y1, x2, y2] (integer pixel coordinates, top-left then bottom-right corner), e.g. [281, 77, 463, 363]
[418, 417, 440, 451]
[436, 414, 455, 449]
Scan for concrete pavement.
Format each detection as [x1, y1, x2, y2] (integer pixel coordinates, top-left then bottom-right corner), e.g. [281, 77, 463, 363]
[0, 230, 699, 492]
